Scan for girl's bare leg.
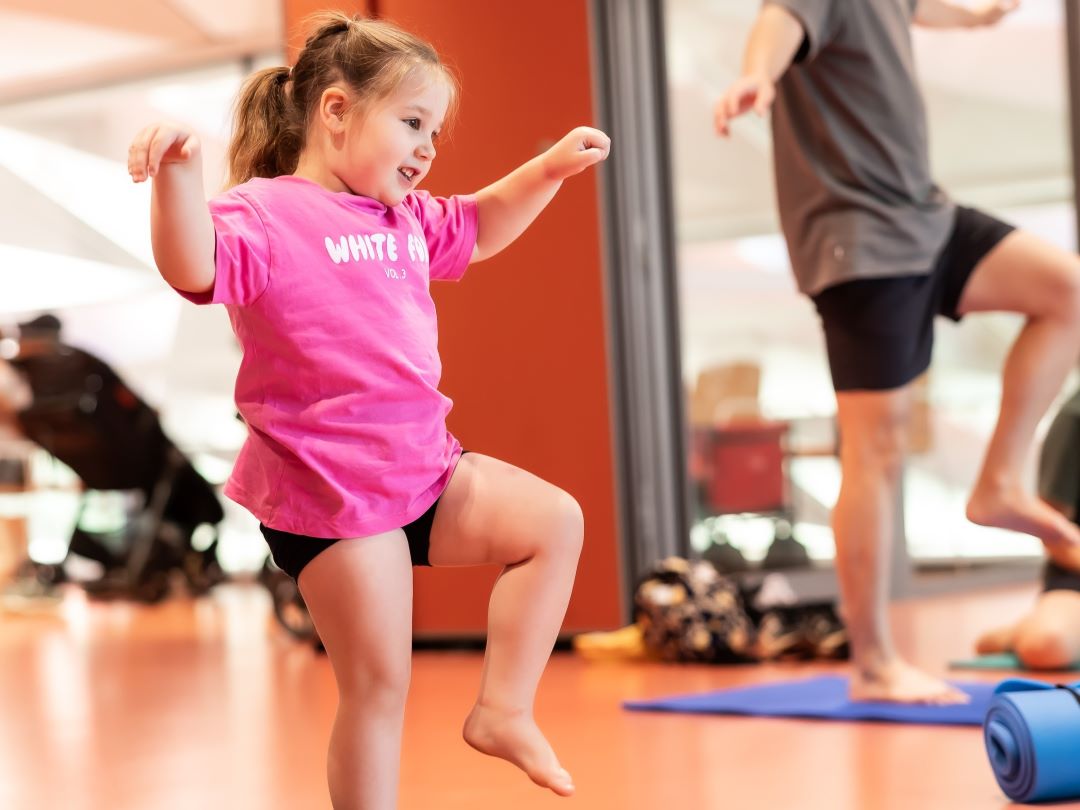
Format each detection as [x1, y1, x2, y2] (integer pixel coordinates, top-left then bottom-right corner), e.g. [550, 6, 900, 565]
[428, 453, 583, 797]
[297, 530, 414, 810]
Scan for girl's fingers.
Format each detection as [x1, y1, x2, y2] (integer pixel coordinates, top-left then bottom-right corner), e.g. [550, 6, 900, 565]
[147, 127, 172, 177]
[128, 126, 156, 181]
[128, 123, 197, 182]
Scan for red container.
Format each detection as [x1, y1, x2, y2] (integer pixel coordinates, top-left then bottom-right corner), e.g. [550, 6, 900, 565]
[698, 421, 788, 514]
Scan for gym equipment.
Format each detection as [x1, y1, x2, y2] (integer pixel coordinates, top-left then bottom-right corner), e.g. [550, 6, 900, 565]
[702, 537, 750, 574]
[761, 519, 811, 570]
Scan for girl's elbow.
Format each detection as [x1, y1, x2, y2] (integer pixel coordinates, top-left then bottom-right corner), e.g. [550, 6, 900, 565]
[160, 264, 215, 294]
[470, 242, 493, 264]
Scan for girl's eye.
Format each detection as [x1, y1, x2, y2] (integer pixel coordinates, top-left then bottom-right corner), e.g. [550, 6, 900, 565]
[404, 118, 421, 130]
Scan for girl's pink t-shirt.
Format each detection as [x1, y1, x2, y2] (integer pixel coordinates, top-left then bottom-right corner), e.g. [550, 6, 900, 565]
[184, 175, 478, 538]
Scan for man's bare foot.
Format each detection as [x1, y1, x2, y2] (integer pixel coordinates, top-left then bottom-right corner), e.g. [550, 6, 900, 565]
[849, 658, 970, 705]
[463, 704, 574, 797]
[967, 483, 1080, 548]
[975, 623, 1018, 655]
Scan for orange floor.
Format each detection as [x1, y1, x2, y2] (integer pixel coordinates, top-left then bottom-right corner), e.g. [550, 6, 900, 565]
[0, 580, 1075, 810]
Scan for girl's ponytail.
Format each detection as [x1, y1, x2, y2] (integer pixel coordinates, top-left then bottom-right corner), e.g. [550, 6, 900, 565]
[226, 66, 301, 188]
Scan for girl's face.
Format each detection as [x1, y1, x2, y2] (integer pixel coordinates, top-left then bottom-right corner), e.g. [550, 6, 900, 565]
[336, 72, 450, 206]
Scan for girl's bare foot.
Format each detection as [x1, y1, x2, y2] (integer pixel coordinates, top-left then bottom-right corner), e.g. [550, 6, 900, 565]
[462, 704, 574, 797]
[849, 658, 969, 705]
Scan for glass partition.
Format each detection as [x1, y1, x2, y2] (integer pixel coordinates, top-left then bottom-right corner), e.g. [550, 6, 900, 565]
[664, 0, 1075, 570]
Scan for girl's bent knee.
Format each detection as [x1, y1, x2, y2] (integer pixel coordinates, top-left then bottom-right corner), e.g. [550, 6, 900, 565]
[562, 492, 585, 538]
[547, 491, 584, 559]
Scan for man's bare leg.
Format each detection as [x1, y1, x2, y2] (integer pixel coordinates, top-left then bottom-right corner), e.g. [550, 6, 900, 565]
[835, 387, 969, 704]
[959, 232, 1080, 548]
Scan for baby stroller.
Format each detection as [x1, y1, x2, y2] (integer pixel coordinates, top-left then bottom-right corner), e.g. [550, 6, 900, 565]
[11, 320, 225, 603]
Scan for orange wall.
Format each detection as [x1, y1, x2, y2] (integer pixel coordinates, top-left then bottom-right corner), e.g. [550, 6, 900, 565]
[282, 1, 624, 632]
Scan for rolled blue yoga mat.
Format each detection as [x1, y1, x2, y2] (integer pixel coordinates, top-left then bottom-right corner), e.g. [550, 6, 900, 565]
[984, 678, 1080, 803]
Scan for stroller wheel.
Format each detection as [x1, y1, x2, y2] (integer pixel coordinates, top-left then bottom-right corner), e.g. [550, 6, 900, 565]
[270, 574, 318, 644]
[132, 572, 170, 604]
[21, 560, 66, 587]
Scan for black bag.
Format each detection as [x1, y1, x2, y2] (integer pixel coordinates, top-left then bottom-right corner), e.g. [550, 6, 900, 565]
[634, 557, 757, 664]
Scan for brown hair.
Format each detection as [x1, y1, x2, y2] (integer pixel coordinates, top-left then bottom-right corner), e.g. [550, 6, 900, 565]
[226, 13, 457, 188]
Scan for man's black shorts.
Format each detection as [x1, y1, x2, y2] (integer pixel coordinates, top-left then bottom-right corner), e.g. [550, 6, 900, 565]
[811, 206, 1015, 392]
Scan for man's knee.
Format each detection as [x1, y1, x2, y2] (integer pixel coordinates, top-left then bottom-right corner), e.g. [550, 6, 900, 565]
[1042, 257, 1080, 323]
[839, 414, 910, 478]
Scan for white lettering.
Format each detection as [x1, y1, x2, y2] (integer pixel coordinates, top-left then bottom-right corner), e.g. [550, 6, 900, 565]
[325, 236, 350, 264]
[324, 230, 417, 268]
[369, 233, 387, 261]
[348, 234, 370, 261]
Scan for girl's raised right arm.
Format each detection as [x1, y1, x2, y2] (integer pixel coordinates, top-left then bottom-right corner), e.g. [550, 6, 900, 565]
[128, 122, 216, 295]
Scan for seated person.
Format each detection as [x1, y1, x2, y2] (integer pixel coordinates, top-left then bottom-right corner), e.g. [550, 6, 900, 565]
[976, 389, 1080, 670]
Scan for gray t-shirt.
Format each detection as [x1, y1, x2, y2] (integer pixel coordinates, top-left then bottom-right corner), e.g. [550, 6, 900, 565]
[766, 0, 956, 296]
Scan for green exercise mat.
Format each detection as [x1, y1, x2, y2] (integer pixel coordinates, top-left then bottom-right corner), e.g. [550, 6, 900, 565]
[949, 652, 1080, 672]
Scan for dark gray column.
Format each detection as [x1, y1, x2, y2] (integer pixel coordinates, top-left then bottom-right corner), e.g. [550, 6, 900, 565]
[590, 0, 691, 608]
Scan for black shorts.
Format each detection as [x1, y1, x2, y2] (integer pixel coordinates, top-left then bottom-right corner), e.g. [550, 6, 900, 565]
[260, 452, 468, 580]
[1043, 560, 1080, 594]
[811, 206, 1015, 392]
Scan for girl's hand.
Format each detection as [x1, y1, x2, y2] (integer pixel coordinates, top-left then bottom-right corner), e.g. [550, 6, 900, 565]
[714, 74, 775, 137]
[542, 127, 611, 181]
[128, 123, 201, 183]
[971, 0, 1019, 27]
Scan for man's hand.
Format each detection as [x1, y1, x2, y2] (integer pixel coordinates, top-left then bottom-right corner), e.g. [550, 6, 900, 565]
[970, 0, 1020, 27]
[714, 74, 776, 138]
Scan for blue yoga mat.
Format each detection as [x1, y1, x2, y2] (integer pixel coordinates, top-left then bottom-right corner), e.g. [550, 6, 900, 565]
[984, 678, 1080, 803]
[624, 675, 994, 725]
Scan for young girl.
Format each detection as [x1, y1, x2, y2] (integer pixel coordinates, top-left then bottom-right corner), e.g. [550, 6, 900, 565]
[128, 13, 609, 808]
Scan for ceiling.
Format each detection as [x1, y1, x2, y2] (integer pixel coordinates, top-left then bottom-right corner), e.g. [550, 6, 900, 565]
[0, 0, 282, 105]
[0, 0, 283, 372]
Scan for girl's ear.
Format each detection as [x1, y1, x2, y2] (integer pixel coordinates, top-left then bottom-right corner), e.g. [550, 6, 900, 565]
[319, 86, 350, 133]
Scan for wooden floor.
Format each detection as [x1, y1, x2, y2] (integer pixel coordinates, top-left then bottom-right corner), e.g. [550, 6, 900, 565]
[0, 580, 1076, 810]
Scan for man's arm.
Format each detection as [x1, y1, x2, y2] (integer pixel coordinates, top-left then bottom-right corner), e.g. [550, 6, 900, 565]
[913, 0, 1019, 28]
[714, 5, 806, 137]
